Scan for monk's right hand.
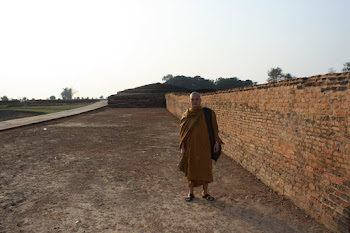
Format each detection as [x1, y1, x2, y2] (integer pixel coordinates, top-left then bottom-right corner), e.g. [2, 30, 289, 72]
[180, 144, 185, 156]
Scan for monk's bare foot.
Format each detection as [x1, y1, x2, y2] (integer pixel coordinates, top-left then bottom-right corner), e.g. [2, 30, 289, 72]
[202, 194, 214, 201]
[185, 193, 195, 202]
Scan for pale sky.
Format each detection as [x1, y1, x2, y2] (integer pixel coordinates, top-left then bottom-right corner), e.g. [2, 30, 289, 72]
[1, 0, 349, 100]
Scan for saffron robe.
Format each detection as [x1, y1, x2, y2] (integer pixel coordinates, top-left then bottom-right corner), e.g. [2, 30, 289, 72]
[178, 107, 222, 187]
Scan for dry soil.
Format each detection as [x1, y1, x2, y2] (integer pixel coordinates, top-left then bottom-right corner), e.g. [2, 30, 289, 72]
[0, 110, 41, 121]
[0, 108, 332, 232]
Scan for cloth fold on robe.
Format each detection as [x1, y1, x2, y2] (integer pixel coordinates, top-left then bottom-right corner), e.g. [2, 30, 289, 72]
[179, 107, 203, 149]
[178, 107, 222, 187]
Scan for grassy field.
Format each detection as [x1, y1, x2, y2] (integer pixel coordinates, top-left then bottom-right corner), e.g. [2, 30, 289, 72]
[0, 104, 90, 114]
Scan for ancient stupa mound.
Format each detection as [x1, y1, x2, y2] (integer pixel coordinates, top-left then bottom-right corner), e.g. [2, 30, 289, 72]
[108, 83, 189, 108]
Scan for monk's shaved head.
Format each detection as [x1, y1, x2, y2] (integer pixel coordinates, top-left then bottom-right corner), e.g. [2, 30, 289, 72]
[190, 92, 201, 109]
[190, 92, 201, 99]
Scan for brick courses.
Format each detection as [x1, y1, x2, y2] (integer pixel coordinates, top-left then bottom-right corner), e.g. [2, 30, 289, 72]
[108, 83, 189, 108]
[166, 72, 350, 233]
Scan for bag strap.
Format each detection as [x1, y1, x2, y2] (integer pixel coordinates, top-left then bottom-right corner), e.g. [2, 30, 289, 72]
[203, 107, 215, 154]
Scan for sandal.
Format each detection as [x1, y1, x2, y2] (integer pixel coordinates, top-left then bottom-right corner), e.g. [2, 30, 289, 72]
[202, 194, 215, 201]
[185, 193, 195, 202]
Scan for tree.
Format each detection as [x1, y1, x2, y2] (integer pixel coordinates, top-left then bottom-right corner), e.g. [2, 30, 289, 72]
[162, 74, 173, 82]
[99, 96, 104, 99]
[282, 73, 294, 80]
[1, 96, 9, 101]
[163, 74, 253, 90]
[267, 67, 283, 82]
[61, 87, 76, 100]
[215, 77, 253, 90]
[164, 75, 215, 90]
[267, 67, 296, 82]
[49, 96, 56, 100]
[328, 67, 336, 74]
[342, 62, 350, 72]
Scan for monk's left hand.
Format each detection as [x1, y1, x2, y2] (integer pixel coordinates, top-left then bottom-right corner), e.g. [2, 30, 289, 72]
[214, 141, 220, 153]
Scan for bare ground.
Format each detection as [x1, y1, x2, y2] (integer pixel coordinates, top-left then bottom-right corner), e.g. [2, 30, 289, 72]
[0, 108, 332, 233]
[0, 110, 42, 121]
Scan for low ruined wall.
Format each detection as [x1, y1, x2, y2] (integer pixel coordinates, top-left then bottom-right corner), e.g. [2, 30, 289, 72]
[166, 73, 350, 233]
[0, 99, 98, 106]
[108, 93, 166, 108]
[108, 83, 190, 108]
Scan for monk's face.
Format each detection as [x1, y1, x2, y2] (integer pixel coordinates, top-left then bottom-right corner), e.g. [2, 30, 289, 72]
[190, 94, 201, 109]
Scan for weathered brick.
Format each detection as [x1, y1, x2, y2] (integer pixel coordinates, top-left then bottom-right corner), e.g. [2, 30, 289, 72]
[166, 72, 350, 233]
[309, 183, 316, 190]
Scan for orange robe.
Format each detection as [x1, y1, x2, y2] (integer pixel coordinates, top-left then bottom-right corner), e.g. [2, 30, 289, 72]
[178, 107, 222, 187]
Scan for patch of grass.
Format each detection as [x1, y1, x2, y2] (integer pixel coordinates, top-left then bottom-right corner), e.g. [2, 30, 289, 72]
[4, 104, 90, 114]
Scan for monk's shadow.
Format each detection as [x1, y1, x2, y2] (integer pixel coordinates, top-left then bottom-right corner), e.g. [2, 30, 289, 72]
[206, 198, 304, 232]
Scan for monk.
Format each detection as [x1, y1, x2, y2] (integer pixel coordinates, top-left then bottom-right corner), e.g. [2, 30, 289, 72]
[178, 92, 222, 202]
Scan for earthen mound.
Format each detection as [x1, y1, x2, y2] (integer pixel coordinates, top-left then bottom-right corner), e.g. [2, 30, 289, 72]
[108, 83, 189, 108]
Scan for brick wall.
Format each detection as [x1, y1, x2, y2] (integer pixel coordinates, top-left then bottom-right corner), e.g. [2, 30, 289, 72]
[166, 73, 350, 233]
[108, 93, 166, 108]
[108, 83, 189, 108]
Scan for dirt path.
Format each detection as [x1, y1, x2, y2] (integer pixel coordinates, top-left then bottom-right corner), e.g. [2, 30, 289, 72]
[0, 108, 331, 233]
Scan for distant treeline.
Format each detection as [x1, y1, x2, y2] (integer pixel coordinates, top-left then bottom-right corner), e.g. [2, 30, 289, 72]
[162, 74, 256, 91]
